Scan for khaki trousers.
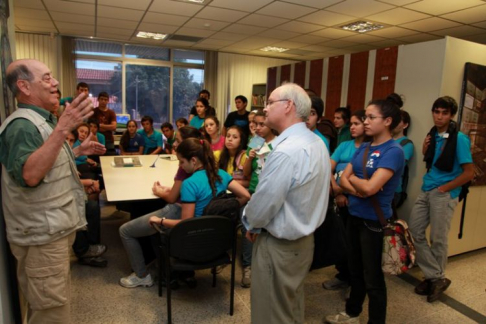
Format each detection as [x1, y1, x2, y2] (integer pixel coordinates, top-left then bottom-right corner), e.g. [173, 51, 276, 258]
[10, 233, 75, 324]
[251, 231, 314, 324]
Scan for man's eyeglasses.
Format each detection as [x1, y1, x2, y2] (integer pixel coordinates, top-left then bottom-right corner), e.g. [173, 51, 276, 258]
[266, 99, 289, 106]
[361, 115, 385, 122]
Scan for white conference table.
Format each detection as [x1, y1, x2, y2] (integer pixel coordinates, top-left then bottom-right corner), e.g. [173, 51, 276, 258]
[100, 155, 180, 202]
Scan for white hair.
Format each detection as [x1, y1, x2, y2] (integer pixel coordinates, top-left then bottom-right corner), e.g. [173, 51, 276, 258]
[278, 83, 311, 120]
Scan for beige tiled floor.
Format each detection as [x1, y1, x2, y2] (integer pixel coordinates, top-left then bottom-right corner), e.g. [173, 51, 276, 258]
[70, 197, 486, 324]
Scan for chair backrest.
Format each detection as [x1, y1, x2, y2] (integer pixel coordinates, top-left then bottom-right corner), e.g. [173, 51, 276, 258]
[168, 216, 235, 263]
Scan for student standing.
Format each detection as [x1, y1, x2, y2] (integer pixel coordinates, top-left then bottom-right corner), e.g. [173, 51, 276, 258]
[92, 92, 117, 154]
[392, 110, 414, 208]
[214, 126, 249, 188]
[189, 98, 209, 130]
[223, 95, 250, 138]
[334, 106, 352, 146]
[409, 96, 474, 303]
[326, 99, 404, 324]
[188, 89, 216, 121]
[137, 116, 164, 155]
[243, 83, 330, 323]
[307, 96, 330, 152]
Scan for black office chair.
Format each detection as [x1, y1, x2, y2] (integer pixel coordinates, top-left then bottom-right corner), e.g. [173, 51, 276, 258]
[157, 216, 237, 324]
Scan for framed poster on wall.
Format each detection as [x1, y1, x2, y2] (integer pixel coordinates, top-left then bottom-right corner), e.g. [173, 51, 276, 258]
[459, 62, 486, 186]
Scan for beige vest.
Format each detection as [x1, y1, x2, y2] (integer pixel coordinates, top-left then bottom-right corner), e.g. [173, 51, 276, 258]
[0, 109, 86, 246]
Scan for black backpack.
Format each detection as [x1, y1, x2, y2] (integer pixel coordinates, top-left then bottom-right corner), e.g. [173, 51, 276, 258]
[203, 192, 240, 221]
[395, 138, 413, 208]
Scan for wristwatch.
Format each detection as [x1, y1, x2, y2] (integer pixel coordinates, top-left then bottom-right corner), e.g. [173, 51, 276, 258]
[160, 217, 167, 226]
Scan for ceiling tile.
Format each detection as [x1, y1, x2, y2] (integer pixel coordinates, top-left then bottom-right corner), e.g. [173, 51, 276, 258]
[472, 21, 486, 29]
[375, 0, 419, 5]
[162, 40, 196, 47]
[297, 10, 355, 27]
[400, 17, 462, 32]
[259, 29, 301, 40]
[281, 0, 343, 10]
[16, 25, 58, 33]
[431, 25, 486, 37]
[15, 8, 51, 20]
[192, 43, 223, 50]
[208, 0, 272, 12]
[96, 18, 139, 30]
[342, 34, 386, 43]
[310, 28, 355, 38]
[175, 27, 215, 38]
[196, 7, 248, 23]
[143, 12, 190, 27]
[398, 33, 442, 43]
[288, 34, 331, 44]
[366, 8, 431, 25]
[345, 44, 379, 52]
[325, 48, 356, 55]
[58, 26, 95, 35]
[14, 0, 45, 10]
[96, 33, 130, 41]
[97, 26, 134, 36]
[302, 44, 334, 52]
[50, 11, 94, 25]
[367, 26, 419, 38]
[222, 24, 267, 36]
[211, 32, 249, 41]
[371, 39, 407, 47]
[235, 37, 282, 49]
[256, 2, 317, 20]
[405, 0, 485, 16]
[197, 38, 236, 46]
[275, 21, 324, 33]
[440, 5, 486, 24]
[220, 46, 252, 53]
[97, 6, 144, 21]
[326, 0, 395, 17]
[237, 14, 289, 28]
[320, 39, 358, 48]
[43, 0, 95, 15]
[98, 0, 152, 11]
[149, 0, 203, 16]
[129, 37, 166, 45]
[137, 23, 178, 34]
[14, 19, 56, 29]
[182, 18, 230, 32]
[271, 41, 309, 49]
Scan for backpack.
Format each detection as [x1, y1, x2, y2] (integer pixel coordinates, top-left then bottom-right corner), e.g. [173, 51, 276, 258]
[394, 138, 413, 208]
[203, 192, 240, 221]
[317, 118, 337, 153]
[362, 144, 416, 275]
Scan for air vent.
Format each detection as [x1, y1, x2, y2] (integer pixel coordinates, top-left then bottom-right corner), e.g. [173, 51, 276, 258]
[167, 35, 204, 42]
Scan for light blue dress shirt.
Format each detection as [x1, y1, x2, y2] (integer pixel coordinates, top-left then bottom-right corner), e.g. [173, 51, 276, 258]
[243, 122, 331, 240]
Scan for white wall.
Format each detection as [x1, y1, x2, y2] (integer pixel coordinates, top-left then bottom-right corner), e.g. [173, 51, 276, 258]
[216, 52, 296, 121]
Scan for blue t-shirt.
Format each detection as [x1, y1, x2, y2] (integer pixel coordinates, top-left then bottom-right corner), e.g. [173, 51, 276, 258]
[394, 136, 414, 193]
[313, 129, 330, 152]
[137, 129, 163, 154]
[422, 131, 472, 199]
[331, 140, 357, 183]
[348, 140, 404, 221]
[180, 169, 233, 217]
[126, 133, 145, 153]
[73, 140, 87, 165]
[96, 132, 106, 146]
[189, 116, 205, 129]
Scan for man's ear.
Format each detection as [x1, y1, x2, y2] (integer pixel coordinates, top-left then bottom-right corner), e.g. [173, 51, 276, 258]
[17, 80, 31, 96]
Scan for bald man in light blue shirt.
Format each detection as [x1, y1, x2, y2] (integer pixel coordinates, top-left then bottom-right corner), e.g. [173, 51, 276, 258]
[243, 83, 331, 323]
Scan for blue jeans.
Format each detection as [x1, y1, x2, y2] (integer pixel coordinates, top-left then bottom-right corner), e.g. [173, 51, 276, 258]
[119, 204, 181, 277]
[240, 225, 253, 267]
[346, 215, 386, 324]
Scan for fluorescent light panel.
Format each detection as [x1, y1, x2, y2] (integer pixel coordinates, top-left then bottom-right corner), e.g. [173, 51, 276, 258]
[260, 46, 289, 53]
[173, 0, 206, 3]
[341, 21, 384, 33]
[136, 31, 168, 40]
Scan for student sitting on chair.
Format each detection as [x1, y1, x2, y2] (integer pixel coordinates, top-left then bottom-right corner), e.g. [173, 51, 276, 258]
[204, 116, 225, 152]
[161, 122, 177, 154]
[137, 115, 164, 155]
[120, 119, 145, 155]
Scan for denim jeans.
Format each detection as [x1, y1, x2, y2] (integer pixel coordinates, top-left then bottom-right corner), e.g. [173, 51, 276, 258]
[119, 204, 181, 277]
[240, 225, 253, 267]
[345, 215, 386, 324]
[409, 188, 458, 280]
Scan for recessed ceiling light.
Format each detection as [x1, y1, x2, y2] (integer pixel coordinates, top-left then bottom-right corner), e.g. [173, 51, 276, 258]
[341, 21, 384, 33]
[260, 46, 289, 53]
[136, 31, 168, 40]
[174, 0, 206, 4]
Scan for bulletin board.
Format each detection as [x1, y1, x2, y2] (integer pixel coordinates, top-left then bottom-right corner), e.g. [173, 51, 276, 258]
[459, 62, 486, 186]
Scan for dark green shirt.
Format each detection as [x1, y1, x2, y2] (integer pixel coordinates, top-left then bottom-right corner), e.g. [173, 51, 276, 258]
[0, 104, 57, 187]
[337, 124, 352, 147]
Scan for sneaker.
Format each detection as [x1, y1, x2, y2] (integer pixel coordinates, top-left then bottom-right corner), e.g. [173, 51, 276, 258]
[427, 278, 451, 303]
[325, 311, 359, 323]
[119, 273, 154, 288]
[241, 266, 251, 288]
[79, 244, 107, 258]
[414, 279, 431, 296]
[78, 256, 107, 268]
[322, 277, 349, 290]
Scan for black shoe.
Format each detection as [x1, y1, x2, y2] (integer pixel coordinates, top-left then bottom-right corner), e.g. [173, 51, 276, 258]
[427, 278, 451, 303]
[415, 279, 431, 296]
[183, 277, 197, 289]
[78, 256, 107, 268]
[160, 278, 180, 290]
